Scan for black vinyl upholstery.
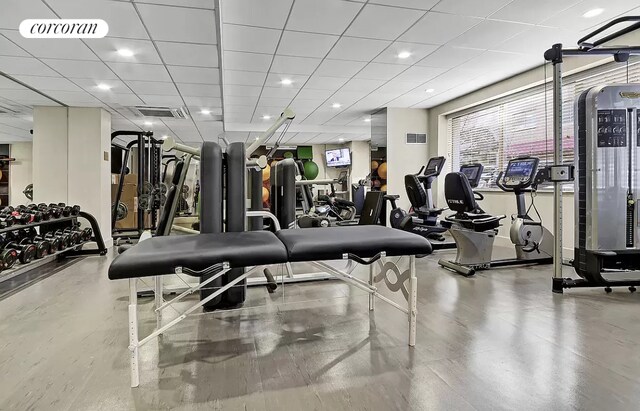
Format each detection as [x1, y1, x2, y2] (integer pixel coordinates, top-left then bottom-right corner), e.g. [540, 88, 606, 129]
[276, 225, 432, 262]
[108, 231, 288, 279]
[405, 174, 427, 209]
[444, 172, 483, 214]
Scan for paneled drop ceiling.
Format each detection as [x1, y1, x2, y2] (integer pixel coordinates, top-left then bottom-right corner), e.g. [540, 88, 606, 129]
[0, 0, 638, 145]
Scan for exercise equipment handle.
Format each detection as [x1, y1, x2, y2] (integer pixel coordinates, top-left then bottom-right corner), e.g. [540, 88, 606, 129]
[162, 136, 200, 157]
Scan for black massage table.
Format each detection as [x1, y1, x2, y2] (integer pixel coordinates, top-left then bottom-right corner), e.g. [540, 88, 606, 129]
[109, 225, 432, 387]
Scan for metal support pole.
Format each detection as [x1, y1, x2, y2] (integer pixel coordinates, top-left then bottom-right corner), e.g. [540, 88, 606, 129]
[552, 54, 564, 282]
[368, 264, 375, 311]
[128, 279, 140, 388]
[408, 256, 417, 347]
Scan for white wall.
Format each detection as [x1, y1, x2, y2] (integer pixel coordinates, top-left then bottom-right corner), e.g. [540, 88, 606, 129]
[348, 140, 370, 186]
[33, 106, 68, 204]
[9, 142, 32, 205]
[386, 108, 429, 212]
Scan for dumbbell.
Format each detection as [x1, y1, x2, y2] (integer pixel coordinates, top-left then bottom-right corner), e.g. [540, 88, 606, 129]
[72, 225, 92, 242]
[0, 248, 18, 271]
[16, 206, 42, 223]
[4, 240, 36, 264]
[63, 228, 81, 245]
[49, 203, 80, 216]
[9, 212, 34, 225]
[36, 203, 61, 218]
[53, 230, 72, 248]
[26, 204, 51, 221]
[0, 213, 14, 228]
[37, 233, 61, 253]
[20, 237, 49, 259]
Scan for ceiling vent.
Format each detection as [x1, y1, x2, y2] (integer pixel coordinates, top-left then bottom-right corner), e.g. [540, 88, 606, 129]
[128, 106, 188, 119]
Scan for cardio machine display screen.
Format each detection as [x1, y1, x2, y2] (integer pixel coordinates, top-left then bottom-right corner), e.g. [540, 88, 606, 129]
[461, 166, 479, 181]
[424, 158, 444, 175]
[505, 160, 536, 182]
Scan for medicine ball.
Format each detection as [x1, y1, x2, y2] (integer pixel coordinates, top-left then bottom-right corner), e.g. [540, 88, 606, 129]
[378, 162, 388, 179]
[262, 164, 271, 181]
[303, 160, 319, 180]
[262, 187, 270, 202]
[371, 160, 379, 170]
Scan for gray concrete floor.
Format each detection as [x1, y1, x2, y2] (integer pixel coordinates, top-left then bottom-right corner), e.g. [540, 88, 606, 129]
[1, 247, 640, 411]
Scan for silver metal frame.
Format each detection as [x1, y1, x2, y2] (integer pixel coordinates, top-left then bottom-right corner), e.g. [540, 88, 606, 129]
[125, 252, 418, 387]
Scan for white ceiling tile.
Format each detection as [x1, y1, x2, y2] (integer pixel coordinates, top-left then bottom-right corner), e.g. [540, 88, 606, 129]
[327, 37, 391, 62]
[376, 80, 420, 95]
[0, 0, 56, 29]
[137, 4, 217, 43]
[138, 95, 185, 106]
[265, 73, 309, 88]
[222, 0, 293, 29]
[126, 80, 178, 95]
[225, 85, 262, 97]
[107, 62, 171, 81]
[134, 0, 214, 8]
[346, 4, 423, 40]
[0, 33, 29, 57]
[14, 75, 81, 92]
[277, 31, 339, 58]
[2, 32, 98, 60]
[225, 104, 255, 114]
[373, 41, 439, 65]
[386, 93, 429, 107]
[176, 83, 221, 97]
[223, 24, 281, 54]
[493, 26, 576, 55]
[257, 97, 292, 107]
[99, 93, 145, 106]
[287, 0, 362, 35]
[71, 78, 129, 93]
[0, 76, 30, 89]
[492, 0, 579, 25]
[369, 0, 438, 10]
[167, 66, 220, 84]
[290, 98, 327, 109]
[3, 57, 61, 77]
[270, 55, 321, 75]
[305, 75, 349, 91]
[540, 0, 637, 31]
[0, 89, 58, 105]
[261, 87, 299, 98]
[462, 50, 541, 75]
[400, 12, 481, 45]
[433, 0, 513, 17]
[415, 45, 484, 68]
[315, 59, 367, 77]
[183, 96, 222, 107]
[355, 63, 407, 81]
[225, 70, 267, 86]
[46, 90, 101, 104]
[393, 65, 447, 83]
[330, 90, 367, 106]
[225, 95, 258, 106]
[87, 38, 162, 64]
[225, 113, 252, 123]
[44, 58, 118, 79]
[448, 20, 529, 49]
[224, 51, 272, 72]
[156, 41, 218, 67]
[48, 0, 149, 39]
[340, 78, 386, 94]
[295, 88, 335, 100]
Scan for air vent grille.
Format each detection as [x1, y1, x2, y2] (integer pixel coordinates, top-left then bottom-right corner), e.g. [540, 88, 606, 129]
[128, 106, 188, 119]
[406, 133, 427, 144]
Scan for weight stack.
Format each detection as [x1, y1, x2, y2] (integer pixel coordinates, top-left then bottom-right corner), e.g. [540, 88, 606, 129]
[200, 142, 224, 308]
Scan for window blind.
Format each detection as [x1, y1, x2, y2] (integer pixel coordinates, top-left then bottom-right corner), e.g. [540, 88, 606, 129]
[447, 58, 640, 189]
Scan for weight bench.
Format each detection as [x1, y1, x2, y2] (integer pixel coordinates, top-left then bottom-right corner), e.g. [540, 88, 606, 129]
[109, 224, 432, 387]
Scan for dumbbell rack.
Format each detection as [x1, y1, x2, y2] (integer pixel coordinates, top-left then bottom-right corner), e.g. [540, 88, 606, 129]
[0, 210, 107, 284]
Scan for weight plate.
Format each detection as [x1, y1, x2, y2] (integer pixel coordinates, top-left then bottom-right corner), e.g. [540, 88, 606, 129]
[115, 202, 128, 221]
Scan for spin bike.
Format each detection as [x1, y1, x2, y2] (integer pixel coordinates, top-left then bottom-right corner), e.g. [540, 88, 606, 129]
[438, 156, 554, 276]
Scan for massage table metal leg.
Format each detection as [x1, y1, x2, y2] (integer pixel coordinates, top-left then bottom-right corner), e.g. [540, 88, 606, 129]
[154, 276, 163, 330]
[408, 256, 417, 347]
[128, 279, 140, 388]
[368, 264, 375, 311]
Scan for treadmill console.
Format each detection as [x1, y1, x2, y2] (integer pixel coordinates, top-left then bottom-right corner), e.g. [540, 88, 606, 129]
[502, 157, 539, 189]
[423, 156, 446, 177]
[459, 163, 484, 188]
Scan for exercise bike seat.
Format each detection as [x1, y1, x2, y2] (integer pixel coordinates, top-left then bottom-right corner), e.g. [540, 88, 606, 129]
[384, 194, 400, 200]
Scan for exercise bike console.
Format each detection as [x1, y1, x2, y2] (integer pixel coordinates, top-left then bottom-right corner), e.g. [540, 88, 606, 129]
[497, 157, 539, 190]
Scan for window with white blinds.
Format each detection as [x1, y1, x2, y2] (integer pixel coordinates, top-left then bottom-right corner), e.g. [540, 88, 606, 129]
[447, 58, 640, 189]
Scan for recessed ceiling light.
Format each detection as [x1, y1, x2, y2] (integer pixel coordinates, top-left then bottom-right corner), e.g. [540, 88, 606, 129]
[96, 83, 111, 90]
[332, 103, 342, 109]
[338, 138, 345, 142]
[582, 8, 604, 18]
[255, 136, 260, 140]
[398, 51, 412, 59]
[144, 121, 152, 126]
[117, 48, 134, 57]
[161, 135, 169, 140]
[262, 115, 272, 120]
[425, 88, 435, 93]
[364, 118, 371, 122]
[200, 109, 211, 115]
[280, 78, 293, 85]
